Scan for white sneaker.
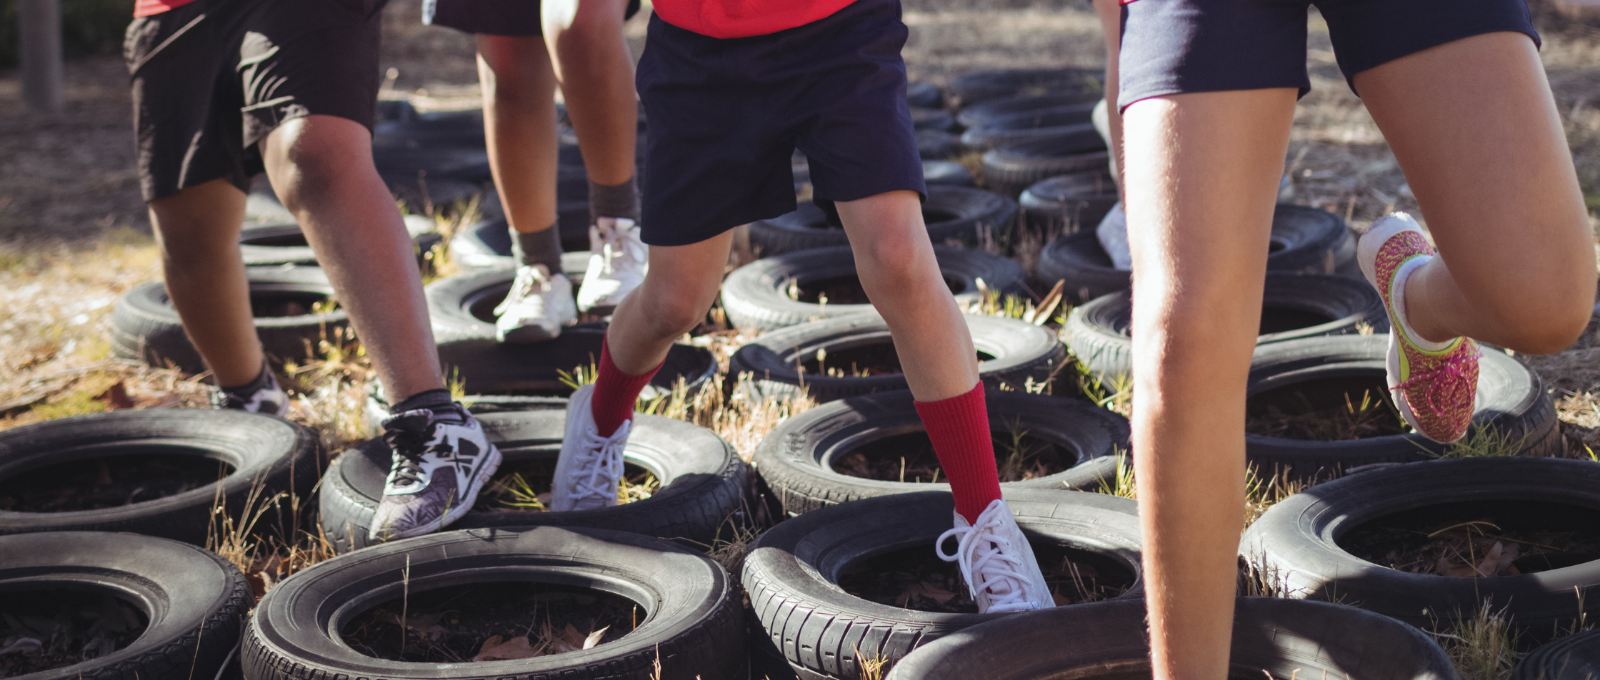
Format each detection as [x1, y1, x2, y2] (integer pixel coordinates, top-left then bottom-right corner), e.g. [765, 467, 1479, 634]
[552, 384, 628, 511]
[494, 264, 577, 343]
[577, 217, 647, 313]
[936, 498, 1054, 614]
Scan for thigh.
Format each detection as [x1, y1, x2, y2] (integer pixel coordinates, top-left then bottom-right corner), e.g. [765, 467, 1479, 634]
[1318, 0, 1538, 94]
[634, 14, 798, 246]
[1352, 32, 1592, 296]
[237, 0, 388, 149]
[1118, 0, 1311, 111]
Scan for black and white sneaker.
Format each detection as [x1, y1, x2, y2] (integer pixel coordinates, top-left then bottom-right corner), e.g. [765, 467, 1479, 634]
[212, 367, 288, 416]
[368, 403, 502, 542]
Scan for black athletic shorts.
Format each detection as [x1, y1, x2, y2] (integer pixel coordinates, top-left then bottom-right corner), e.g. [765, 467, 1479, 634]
[425, 0, 642, 37]
[634, 0, 926, 246]
[1118, 0, 1540, 110]
[124, 0, 388, 201]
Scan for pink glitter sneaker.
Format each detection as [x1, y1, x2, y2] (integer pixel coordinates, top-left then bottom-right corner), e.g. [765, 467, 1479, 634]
[1358, 214, 1479, 443]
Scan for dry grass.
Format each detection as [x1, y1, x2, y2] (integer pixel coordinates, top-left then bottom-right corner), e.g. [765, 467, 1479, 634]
[1434, 602, 1521, 680]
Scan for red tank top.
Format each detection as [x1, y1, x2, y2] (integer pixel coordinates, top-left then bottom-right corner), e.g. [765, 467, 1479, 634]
[651, 0, 857, 39]
[134, 0, 198, 17]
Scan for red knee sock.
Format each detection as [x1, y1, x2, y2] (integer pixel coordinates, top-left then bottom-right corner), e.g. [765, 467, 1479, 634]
[590, 338, 662, 437]
[914, 383, 1002, 523]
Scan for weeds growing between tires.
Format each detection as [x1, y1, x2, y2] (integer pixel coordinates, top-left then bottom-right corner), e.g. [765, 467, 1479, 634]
[0, 409, 320, 545]
[320, 409, 747, 554]
[1245, 457, 1600, 648]
[245, 526, 745, 680]
[752, 389, 1127, 516]
[743, 490, 1141, 680]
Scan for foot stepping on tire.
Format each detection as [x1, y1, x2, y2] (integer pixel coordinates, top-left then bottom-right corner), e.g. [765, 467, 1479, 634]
[0, 409, 320, 546]
[720, 246, 1026, 332]
[245, 526, 746, 680]
[320, 408, 747, 554]
[752, 389, 1128, 517]
[728, 314, 1066, 403]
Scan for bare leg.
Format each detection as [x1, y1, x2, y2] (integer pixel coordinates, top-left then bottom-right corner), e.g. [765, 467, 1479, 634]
[543, 0, 637, 185]
[1092, 0, 1124, 194]
[1354, 32, 1596, 353]
[835, 190, 979, 400]
[259, 115, 445, 400]
[477, 35, 561, 236]
[602, 232, 733, 373]
[146, 178, 262, 385]
[1122, 89, 1298, 680]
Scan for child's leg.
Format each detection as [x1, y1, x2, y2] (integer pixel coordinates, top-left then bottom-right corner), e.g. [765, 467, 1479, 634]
[1353, 32, 1596, 352]
[258, 115, 447, 402]
[1091, 0, 1123, 192]
[476, 35, 560, 252]
[146, 179, 262, 387]
[1121, 89, 1299, 679]
[543, 0, 639, 215]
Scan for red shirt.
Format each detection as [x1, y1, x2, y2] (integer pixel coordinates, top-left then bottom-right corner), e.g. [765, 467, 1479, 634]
[134, 0, 198, 17]
[652, 0, 857, 39]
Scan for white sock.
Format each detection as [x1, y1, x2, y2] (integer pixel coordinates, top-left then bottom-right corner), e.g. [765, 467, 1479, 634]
[1391, 255, 1453, 351]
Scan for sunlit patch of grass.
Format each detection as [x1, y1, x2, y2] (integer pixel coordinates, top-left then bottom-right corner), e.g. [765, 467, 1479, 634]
[1433, 601, 1520, 680]
[1074, 360, 1131, 418]
[1438, 426, 1528, 460]
[1243, 465, 1310, 529]
[1094, 450, 1135, 500]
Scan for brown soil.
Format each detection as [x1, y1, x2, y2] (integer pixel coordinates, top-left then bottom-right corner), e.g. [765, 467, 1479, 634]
[831, 429, 1077, 484]
[0, 589, 147, 676]
[250, 292, 338, 318]
[340, 581, 639, 663]
[0, 453, 230, 512]
[474, 458, 658, 513]
[837, 541, 1134, 613]
[1245, 376, 1409, 440]
[1340, 500, 1600, 577]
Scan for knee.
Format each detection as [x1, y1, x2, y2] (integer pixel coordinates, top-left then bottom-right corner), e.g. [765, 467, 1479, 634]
[550, 9, 622, 57]
[271, 136, 365, 215]
[637, 286, 708, 339]
[852, 229, 929, 289]
[1480, 282, 1595, 354]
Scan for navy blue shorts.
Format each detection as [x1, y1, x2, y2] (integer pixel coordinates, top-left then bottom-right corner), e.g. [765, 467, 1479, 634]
[425, 0, 641, 36]
[1118, 0, 1540, 110]
[635, 0, 926, 246]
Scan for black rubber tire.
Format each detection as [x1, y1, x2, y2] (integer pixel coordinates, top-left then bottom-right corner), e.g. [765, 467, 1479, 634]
[916, 130, 960, 160]
[1243, 457, 1600, 645]
[1513, 629, 1600, 680]
[743, 489, 1143, 680]
[1037, 204, 1359, 304]
[1064, 273, 1388, 380]
[425, 271, 717, 397]
[318, 409, 747, 554]
[961, 121, 1100, 154]
[921, 160, 973, 187]
[370, 143, 493, 184]
[955, 94, 1103, 130]
[747, 186, 1017, 256]
[981, 131, 1111, 198]
[727, 314, 1067, 403]
[905, 81, 943, 109]
[245, 526, 746, 680]
[109, 266, 348, 375]
[239, 215, 442, 268]
[909, 107, 956, 132]
[0, 409, 321, 545]
[0, 532, 252, 680]
[885, 597, 1457, 680]
[946, 67, 1104, 109]
[719, 246, 1026, 332]
[361, 382, 571, 437]
[751, 389, 1128, 516]
[1017, 172, 1118, 233]
[1242, 335, 1561, 482]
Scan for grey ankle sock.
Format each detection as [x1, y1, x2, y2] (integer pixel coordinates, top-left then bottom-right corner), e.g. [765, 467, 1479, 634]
[509, 224, 564, 275]
[221, 359, 274, 393]
[589, 175, 641, 225]
[390, 388, 454, 415]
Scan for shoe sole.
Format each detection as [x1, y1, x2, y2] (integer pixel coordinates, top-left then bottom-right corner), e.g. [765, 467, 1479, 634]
[379, 444, 504, 542]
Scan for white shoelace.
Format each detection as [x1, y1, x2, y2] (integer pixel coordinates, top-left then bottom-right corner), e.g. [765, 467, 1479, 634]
[494, 266, 550, 316]
[936, 511, 1035, 613]
[595, 225, 647, 277]
[569, 419, 629, 503]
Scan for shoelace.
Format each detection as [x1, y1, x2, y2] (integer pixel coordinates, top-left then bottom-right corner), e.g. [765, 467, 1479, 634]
[595, 225, 647, 277]
[1393, 345, 1480, 417]
[936, 514, 1035, 613]
[494, 266, 549, 316]
[382, 410, 452, 488]
[569, 420, 630, 503]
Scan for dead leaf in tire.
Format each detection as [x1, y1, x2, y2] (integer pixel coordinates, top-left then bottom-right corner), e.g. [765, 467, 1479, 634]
[895, 581, 958, 608]
[473, 634, 541, 661]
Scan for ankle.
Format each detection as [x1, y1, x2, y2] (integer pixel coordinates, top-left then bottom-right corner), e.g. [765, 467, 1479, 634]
[1396, 258, 1456, 349]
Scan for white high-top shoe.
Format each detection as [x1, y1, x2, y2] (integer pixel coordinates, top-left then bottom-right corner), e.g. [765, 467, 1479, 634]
[577, 217, 647, 313]
[937, 498, 1055, 614]
[494, 264, 577, 343]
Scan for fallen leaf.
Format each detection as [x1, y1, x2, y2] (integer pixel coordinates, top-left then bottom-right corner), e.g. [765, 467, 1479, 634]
[895, 581, 958, 608]
[1051, 592, 1073, 607]
[473, 635, 542, 662]
[93, 382, 135, 410]
[548, 624, 589, 654]
[1435, 555, 1477, 578]
[583, 626, 608, 650]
